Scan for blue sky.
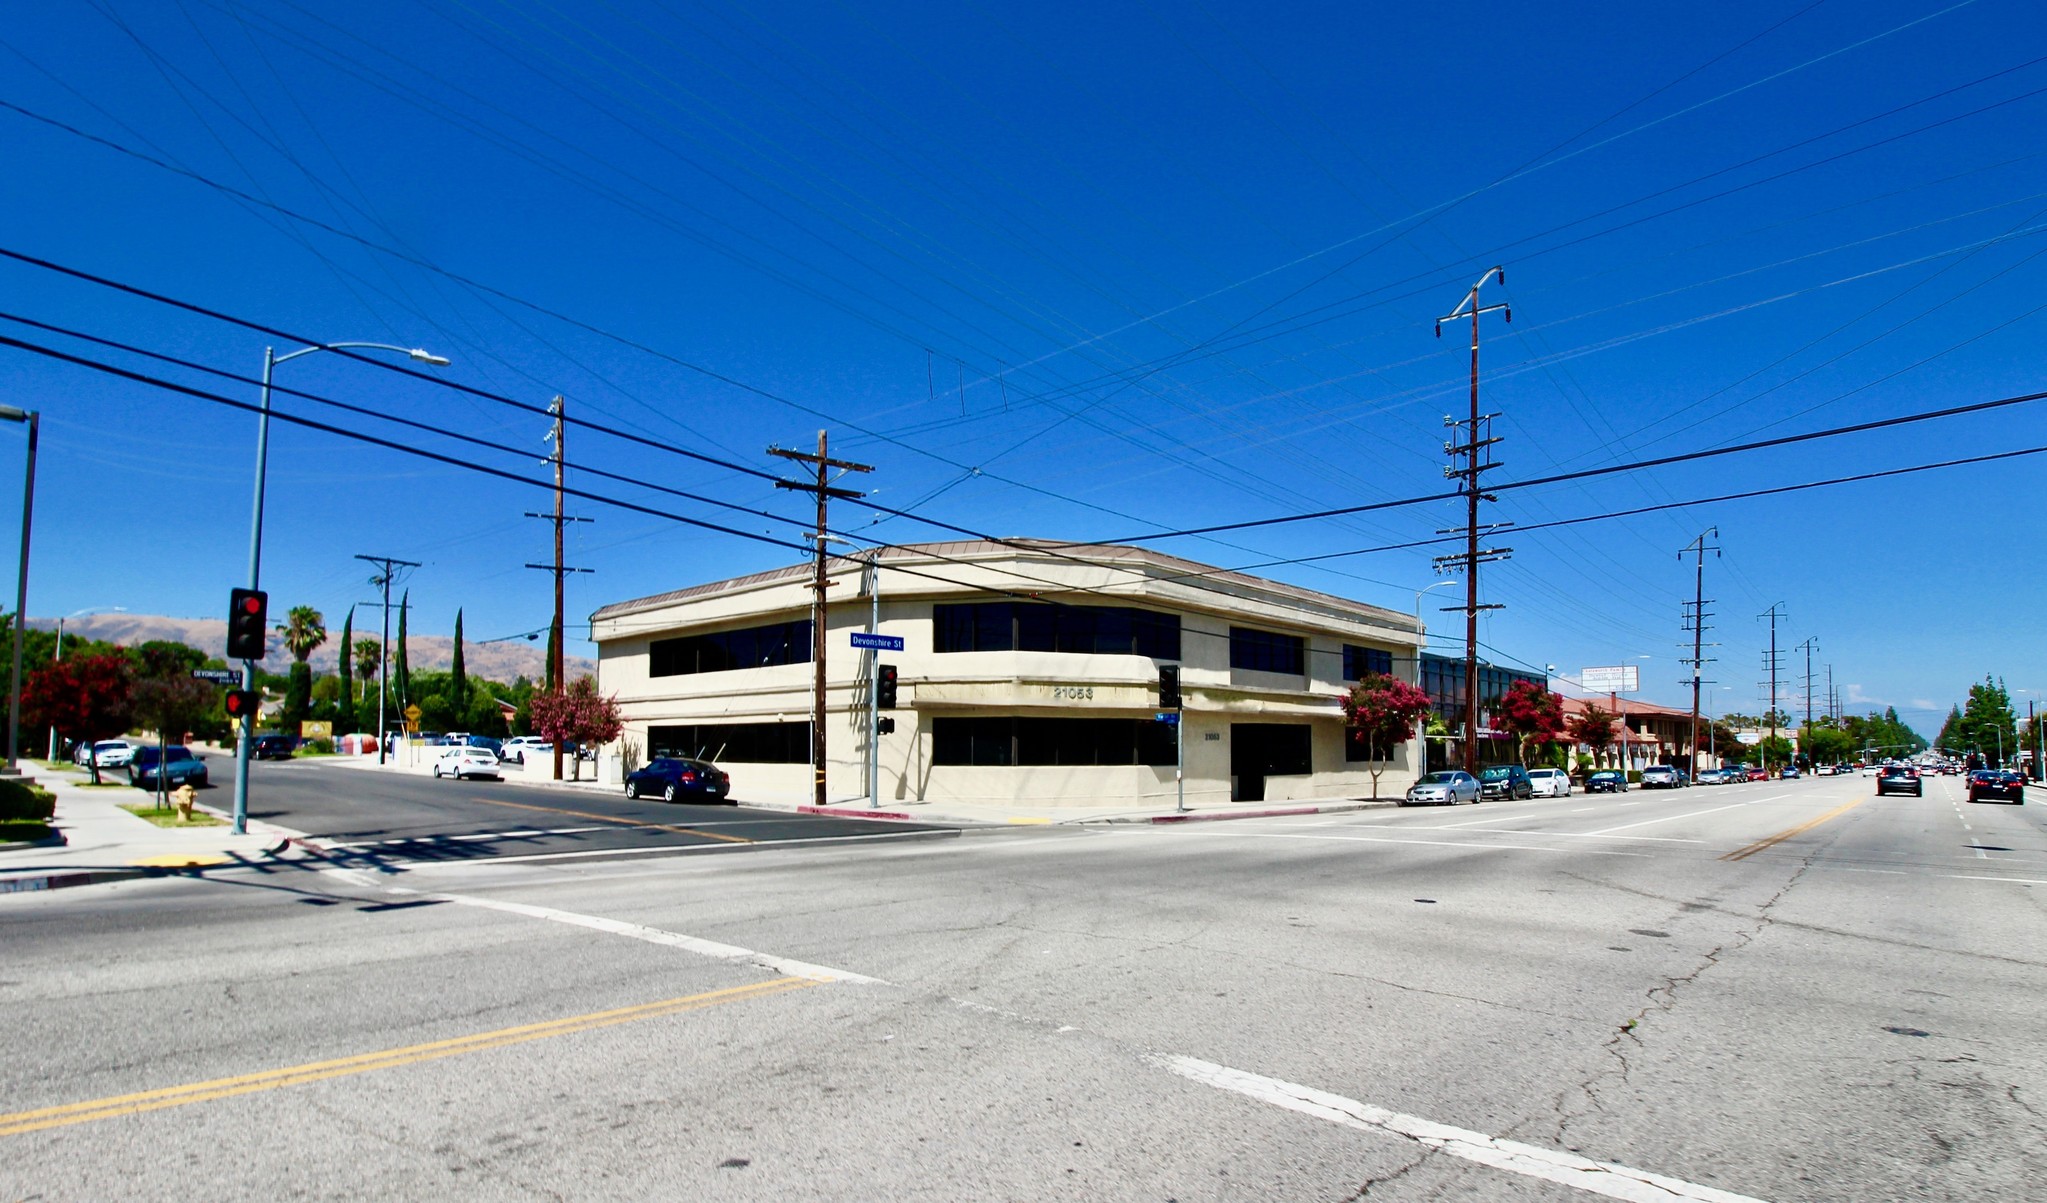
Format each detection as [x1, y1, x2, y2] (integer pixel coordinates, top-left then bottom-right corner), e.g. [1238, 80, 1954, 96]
[2, 1, 2042, 731]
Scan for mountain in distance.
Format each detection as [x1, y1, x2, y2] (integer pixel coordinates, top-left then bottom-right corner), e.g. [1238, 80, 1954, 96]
[33, 613, 596, 683]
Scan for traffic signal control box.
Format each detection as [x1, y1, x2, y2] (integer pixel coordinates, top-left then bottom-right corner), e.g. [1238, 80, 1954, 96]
[1158, 664, 1182, 710]
[227, 588, 268, 660]
[877, 664, 899, 709]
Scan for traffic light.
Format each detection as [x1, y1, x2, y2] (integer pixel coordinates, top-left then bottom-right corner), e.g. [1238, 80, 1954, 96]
[877, 717, 897, 736]
[1158, 664, 1181, 710]
[223, 689, 260, 721]
[227, 588, 268, 660]
[877, 664, 898, 709]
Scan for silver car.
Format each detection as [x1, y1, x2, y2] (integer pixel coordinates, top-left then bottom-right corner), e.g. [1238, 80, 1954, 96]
[1404, 770, 1480, 806]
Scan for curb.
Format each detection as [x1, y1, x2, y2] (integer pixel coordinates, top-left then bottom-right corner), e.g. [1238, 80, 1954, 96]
[0, 832, 68, 852]
[797, 804, 915, 821]
[0, 864, 209, 896]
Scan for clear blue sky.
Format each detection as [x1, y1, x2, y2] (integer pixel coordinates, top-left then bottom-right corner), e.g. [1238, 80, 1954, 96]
[2, 1, 2042, 732]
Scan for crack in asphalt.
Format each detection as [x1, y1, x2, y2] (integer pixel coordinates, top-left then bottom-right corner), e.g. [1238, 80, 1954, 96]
[1337, 1146, 1436, 1200]
[1546, 860, 1815, 1146]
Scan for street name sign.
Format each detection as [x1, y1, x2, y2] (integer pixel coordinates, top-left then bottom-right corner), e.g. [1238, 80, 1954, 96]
[190, 669, 239, 684]
[1154, 712, 1180, 725]
[849, 632, 905, 651]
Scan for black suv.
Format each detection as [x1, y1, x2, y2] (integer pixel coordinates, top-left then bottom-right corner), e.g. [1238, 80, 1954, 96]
[252, 734, 299, 760]
[1478, 764, 1533, 800]
[1875, 765, 1922, 797]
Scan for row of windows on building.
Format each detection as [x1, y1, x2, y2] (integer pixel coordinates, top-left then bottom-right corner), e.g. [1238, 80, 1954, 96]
[1416, 654, 1548, 724]
[647, 718, 1394, 766]
[648, 606, 1398, 682]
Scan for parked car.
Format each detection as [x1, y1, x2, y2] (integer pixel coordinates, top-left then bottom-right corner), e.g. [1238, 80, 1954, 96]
[130, 746, 208, 790]
[1747, 767, 1770, 782]
[1815, 764, 1836, 776]
[624, 757, 730, 803]
[1402, 770, 1480, 806]
[1875, 765, 1922, 797]
[1585, 770, 1628, 793]
[1478, 764, 1533, 800]
[1966, 769, 2024, 805]
[432, 747, 503, 781]
[500, 736, 550, 763]
[1527, 767, 1571, 798]
[1640, 765, 1682, 789]
[251, 734, 299, 760]
[76, 739, 136, 769]
[1780, 766, 1801, 780]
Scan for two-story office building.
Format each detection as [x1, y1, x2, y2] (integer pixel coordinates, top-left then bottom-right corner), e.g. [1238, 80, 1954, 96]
[590, 540, 1425, 809]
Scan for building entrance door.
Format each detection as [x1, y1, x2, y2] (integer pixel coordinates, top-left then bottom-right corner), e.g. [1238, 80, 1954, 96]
[1230, 723, 1312, 802]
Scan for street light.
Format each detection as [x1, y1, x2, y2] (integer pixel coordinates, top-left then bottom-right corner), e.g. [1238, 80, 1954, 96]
[47, 605, 126, 759]
[0, 404, 37, 773]
[234, 343, 447, 833]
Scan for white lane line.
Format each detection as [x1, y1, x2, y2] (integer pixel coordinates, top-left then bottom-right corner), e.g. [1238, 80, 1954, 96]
[1949, 874, 2047, 885]
[1571, 807, 1595, 813]
[324, 826, 610, 849]
[1155, 1055, 1771, 1203]
[392, 828, 953, 867]
[1423, 815, 1532, 829]
[325, 870, 888, 984]
[1588, 801, 1756, 835]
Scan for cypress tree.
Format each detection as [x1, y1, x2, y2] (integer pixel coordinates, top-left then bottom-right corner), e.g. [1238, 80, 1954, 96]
[337, 606, 354, 711]
[396, 589, 411, 709]
[451, 609, 467, 711]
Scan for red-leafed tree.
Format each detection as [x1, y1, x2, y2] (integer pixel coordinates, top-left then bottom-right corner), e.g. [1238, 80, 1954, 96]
[1341, 673, 1436, 799]
[23, 652, 135, 784]
[1498, 680, 1565, 767]
[1567, 704, 1617, 768]
[529, 675, 623, 782]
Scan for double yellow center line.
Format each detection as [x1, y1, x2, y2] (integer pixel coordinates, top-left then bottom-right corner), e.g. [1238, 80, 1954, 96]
[1721, 797, 1864, 862]
[0, 978, 811, 1138]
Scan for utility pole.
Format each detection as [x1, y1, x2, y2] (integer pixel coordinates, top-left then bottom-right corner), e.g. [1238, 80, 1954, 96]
[1759, 603, 1786, 769]
[770, 431, 873, 806]
[1433, 266, 1512, 774]
[355, 555, 419, 765]
[1795, 636, 1818, 767]
[524, 397, 593, 781]
[1679, 528, 1719, 778]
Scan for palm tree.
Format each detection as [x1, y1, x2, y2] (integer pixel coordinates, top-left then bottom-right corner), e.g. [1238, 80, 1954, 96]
[277, 606, 328, 663]
[353, 639, 381, 685]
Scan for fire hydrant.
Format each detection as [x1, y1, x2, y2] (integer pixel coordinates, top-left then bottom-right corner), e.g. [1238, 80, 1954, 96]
[171, 783, 196, 823]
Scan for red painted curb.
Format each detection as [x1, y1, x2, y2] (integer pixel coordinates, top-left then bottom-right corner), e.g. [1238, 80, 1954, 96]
[798, 805, 916, 821]
[1150, 805, 1321, 824]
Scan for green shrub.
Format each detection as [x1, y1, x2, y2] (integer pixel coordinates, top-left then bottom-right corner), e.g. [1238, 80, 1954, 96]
[299, 737, 335, 755]
[0, 778, 56, 821]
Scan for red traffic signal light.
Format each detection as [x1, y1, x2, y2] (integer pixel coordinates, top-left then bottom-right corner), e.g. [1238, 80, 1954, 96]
[877, 664, 898, 710]
[227, 588, 268, 660]
[223, 689, 260, 719]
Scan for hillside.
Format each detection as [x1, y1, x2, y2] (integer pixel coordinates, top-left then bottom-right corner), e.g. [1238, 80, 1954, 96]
[32, 613, 596, 683]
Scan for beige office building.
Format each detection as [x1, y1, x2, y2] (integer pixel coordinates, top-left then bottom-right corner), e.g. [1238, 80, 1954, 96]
[591, 541, 1424, 810]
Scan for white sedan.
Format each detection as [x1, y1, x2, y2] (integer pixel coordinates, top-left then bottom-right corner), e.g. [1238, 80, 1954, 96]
[432, 747, 502, 781]
[1527, 767, 1572, 798]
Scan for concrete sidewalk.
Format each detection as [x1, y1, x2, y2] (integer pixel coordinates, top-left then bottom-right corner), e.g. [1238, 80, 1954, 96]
[315, 750, 1404, 827]
[0, 760, 304, 896]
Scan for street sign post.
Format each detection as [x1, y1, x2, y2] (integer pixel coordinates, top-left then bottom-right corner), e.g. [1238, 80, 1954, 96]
[191, 668, 240, 684]
[1154, 712, 1180, 724]
[849, 632, 904, 652]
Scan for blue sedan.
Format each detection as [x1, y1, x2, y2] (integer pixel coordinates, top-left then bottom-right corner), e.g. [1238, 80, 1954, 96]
[624, 757, 730, 803]
[130, 746, 209, 789]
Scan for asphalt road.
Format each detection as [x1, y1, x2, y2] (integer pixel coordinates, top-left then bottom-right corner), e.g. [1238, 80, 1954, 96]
[235, 757, 960, 866]
[3, 770, 2042, 1201]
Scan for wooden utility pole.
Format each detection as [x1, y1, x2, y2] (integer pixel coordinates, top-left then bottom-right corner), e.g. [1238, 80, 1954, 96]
[1679, 528, 1719, 778]
[770, 431, 872, 807]
[525, 395, 592, 780]
[1433, 267, 1512, 773]
[1759, 602, 1787, 769]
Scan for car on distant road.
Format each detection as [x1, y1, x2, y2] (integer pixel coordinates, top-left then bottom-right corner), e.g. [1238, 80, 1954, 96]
[1527, 767, 1571, 798]
[1815, 764, 1836, 777]
[1640, 765, 1682, 789]
[130, 746, 207, 790]
[1781, 766, 1801, 779]
[75, 739, 136, 769]
[500, 736, 550, 763]
[1695, 768, 1726, 785]
[624, 757, 730, 803]
[252, 734, 299, 760]
[1403, 770, 1480, 806]
[1967, 769, 2024, 805]
[1875, 765, 1922, 797]
[1585, 770, 1628, 793]
[1478, 764, 1533, 800]
[432, 747, 503, 781]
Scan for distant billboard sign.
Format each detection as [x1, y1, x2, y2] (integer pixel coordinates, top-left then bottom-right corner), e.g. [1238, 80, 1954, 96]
[1581, 665, 1639, 694]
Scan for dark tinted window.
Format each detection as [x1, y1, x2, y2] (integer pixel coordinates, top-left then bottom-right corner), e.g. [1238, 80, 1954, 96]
[647, 723, 809, 763]
[1230, 627, 1305, 675]
[650, 620, 812, 677]
[1342, 645, 1394, 681]
[933, 717, 1174, 767]
[933, 602, 1179, 659]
